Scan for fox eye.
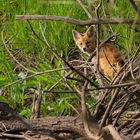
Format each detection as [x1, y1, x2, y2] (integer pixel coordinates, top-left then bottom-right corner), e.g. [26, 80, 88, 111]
[79, 43, 82, 45]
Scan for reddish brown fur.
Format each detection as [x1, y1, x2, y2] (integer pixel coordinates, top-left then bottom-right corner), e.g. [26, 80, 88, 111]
[72, 26, 124, 79]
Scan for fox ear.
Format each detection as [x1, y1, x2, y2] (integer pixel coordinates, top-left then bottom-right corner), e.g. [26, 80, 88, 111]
[72, 30, 81, 41]
[86, 26, 95, 38]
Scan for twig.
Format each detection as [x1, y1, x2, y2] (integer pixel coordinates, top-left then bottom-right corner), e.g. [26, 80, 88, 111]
[76, 0, 92, 18]
[48, 70, 75, 91]
[1, 28, 36, 74]
[118, 112, 140, 131]
[24, 0, 26, 15]
[99, 79, 138, 89]
[121, 119, 140, 121]
[81, 81, 92, 138]
[113, 98, 129, 126]
[0, 133, 28, 139]
[129, 0, 140, 16]
[38, 21, 61, 62]
[44, 90, 78, 94]
[1, 69, 138, 94]
[44, 78, 139, 94]
[16, 15, 140, 25]
[125, 122, 140, 135]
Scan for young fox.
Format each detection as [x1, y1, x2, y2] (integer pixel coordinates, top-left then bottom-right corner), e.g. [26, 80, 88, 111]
[72, 26, 124, 79]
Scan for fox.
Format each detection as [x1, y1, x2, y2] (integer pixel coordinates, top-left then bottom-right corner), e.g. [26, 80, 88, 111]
[72, 26, 124, 79]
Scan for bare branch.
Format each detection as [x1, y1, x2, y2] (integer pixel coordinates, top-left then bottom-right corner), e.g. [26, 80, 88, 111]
[1, 28, 36, 74]
[16, 15, 140, 25]
[95, 0, 104, 100]
[0, 66, 88, 91]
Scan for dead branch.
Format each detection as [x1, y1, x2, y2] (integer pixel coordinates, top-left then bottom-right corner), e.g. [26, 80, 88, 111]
[0, 117, 85, 137]
[16, 15, 140, 25]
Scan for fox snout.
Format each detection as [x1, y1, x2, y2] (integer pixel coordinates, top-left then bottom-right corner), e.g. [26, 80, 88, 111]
[82, 45, 88, 52]
[80, 44, 89, 53]
[83, 47, 87, 51]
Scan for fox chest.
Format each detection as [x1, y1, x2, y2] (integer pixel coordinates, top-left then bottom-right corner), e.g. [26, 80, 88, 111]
[92, 55, 110, 70]
[91, 52, 116, 78]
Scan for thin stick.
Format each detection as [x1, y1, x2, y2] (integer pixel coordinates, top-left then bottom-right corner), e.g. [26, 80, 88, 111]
[0, 133, 27, 139]
[118, 112, 140, 131]
[95, 0, 104, 97]
[129, 0, 140, 16]
[1, 29, 36, 74]
[24, 0, 26, 15]
[0, 66, 88, 91]
[113, 98, 129, 126]
[76, 0, 92, 18]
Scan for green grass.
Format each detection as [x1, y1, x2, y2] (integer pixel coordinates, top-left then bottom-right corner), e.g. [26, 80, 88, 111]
[0, 0, 139, 118]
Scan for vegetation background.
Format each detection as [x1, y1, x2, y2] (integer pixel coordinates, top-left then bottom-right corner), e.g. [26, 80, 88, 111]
[0, 0, 139, 118]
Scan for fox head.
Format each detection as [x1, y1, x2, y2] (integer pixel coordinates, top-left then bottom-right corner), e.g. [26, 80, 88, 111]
[72, 26, 96, 55]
